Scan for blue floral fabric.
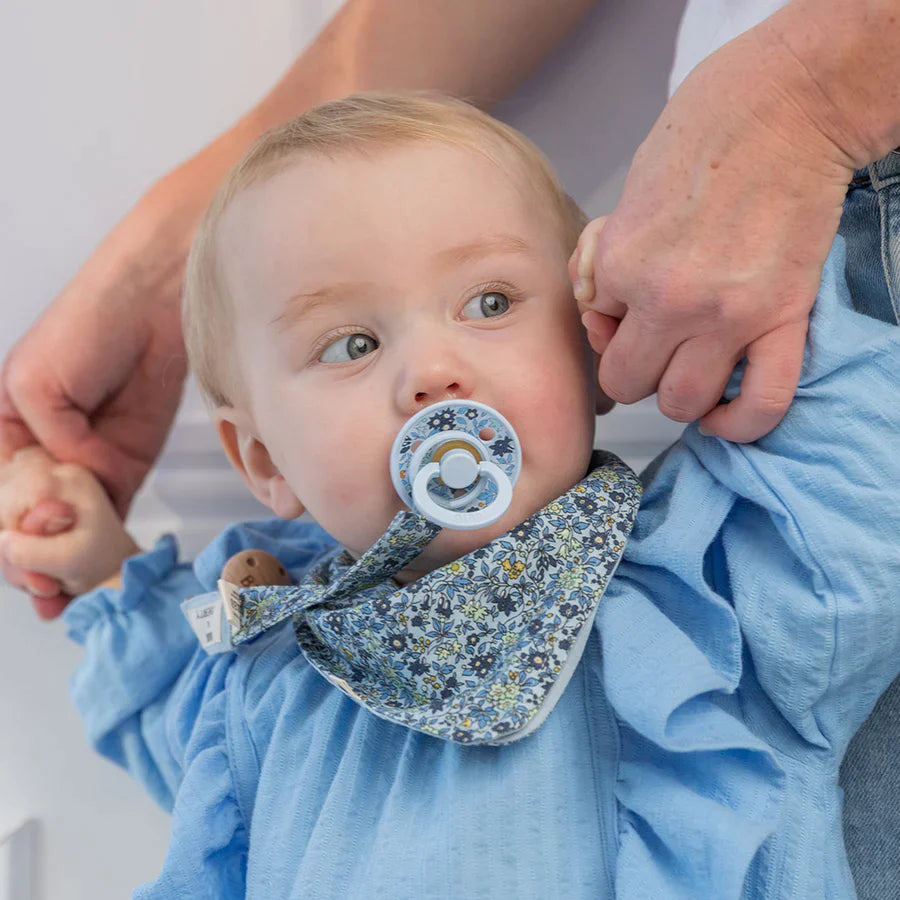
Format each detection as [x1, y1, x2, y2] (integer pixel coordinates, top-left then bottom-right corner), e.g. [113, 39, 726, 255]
[228, 450, 641, 744]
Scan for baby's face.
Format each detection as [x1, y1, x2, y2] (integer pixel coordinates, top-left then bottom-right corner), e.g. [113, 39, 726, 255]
[216, 141, 599, 580]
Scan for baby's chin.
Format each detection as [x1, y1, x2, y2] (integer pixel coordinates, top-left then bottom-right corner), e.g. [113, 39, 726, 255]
[392, 492, 553, 585]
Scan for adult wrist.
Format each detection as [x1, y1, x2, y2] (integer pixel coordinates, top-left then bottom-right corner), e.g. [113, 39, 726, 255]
[758, 0, 900, 167]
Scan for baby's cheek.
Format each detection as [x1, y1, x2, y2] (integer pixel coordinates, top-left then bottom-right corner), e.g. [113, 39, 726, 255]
[518, 370, 595, 478]
[311, 466, 399, 551]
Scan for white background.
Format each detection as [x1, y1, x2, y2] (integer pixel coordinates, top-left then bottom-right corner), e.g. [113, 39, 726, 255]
[0, 1, 685, 896]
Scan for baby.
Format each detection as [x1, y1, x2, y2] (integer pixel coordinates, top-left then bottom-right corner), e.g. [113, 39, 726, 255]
[1, 93, 898, 899]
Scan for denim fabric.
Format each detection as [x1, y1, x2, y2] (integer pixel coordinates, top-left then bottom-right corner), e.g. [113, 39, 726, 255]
[839, 149, 900, 900]
[838, 153, 900, 325]
[843, 672, 900, 899]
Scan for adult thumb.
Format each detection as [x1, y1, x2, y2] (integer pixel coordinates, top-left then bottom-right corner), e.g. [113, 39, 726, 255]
[16, 499, 76, 620]
[18, 498, 77, 536]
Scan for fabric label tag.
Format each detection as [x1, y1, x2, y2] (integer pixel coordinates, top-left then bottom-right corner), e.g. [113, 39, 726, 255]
[181, 591, 233, 654]
[217, 579, 243, 629]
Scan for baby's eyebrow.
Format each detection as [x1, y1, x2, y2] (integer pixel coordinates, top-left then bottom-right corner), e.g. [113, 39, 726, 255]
[270, 234, 533, 331]
[270, 282, 375, 332]
[433, 233, 533, 268]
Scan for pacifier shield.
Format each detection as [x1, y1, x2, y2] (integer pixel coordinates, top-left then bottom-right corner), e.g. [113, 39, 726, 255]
[390, 401, 521, 530]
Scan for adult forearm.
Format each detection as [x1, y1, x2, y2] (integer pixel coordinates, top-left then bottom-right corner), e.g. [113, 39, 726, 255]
[251, 0, 598, 130]
[759, 0, 900, 167]
[133, 0, 597, 308]
[192, 0, 597, 196]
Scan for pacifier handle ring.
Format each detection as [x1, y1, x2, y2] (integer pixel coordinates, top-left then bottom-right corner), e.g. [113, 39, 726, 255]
[412, 460, 513, 530]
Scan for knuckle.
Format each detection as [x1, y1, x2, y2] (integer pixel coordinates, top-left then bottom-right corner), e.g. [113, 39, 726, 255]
[657, 367, 721, 422]
[0, 557, 26, 591]
[598, 378, 640, 406]
[25, 473, 58, 505]
[12, 446, 47, 466]
[657, 388, 702, 423]
[54, 462, 83, 482]
[751, 386, 794, 419]
[2, 536, 26, 570]
[4, 358, 37, 403]
[594, 238, 637, 291]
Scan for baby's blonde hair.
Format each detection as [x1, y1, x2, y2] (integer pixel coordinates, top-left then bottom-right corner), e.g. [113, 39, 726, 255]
[183, 91, 587, 408]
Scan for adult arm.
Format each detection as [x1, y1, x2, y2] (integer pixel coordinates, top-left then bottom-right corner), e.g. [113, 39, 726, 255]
[575, 0, 900, 442]
[0, 0, 598, 514]
[0, 0, 597, 616]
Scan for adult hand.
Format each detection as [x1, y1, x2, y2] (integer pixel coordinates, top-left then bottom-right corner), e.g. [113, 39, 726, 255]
[0, 143, 236, 518]
[571, 18, 861, 442]
[0, 129, 247, 615]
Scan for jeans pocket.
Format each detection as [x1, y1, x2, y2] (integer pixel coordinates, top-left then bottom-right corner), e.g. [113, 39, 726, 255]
[837, 178, 896, 324]
[874, 180, 900, 324]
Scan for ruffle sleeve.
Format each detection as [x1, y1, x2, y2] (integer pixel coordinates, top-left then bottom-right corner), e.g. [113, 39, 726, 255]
[680, 240, 900, 751]
[132, 660, 248, 900]
[600, 492, 784, 899]
[62, 534, 203, 810]
[596, 236, 900, 898]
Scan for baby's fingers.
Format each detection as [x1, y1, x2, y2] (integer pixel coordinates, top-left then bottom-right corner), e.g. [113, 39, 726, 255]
[16, 499, 75, 618]
[0, 530, 77, 583]
[0, 447, 61, 529]
[0, 541, 69, 618]
[0, 550, 57, 597]
[570, 217, 606, 308]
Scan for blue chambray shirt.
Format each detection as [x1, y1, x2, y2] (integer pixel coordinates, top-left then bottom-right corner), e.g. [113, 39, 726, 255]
[62, 238, 900, 899]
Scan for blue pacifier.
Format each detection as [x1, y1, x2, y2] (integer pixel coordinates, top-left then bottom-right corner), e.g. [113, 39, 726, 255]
[390, 401, 522, 530]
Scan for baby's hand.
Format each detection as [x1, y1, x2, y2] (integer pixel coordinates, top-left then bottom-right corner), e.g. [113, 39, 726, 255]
[570, 217, 621, 355]
[0, 447, 141, 601]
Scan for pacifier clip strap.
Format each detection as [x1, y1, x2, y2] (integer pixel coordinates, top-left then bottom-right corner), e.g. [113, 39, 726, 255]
[184, 510, 442, 653]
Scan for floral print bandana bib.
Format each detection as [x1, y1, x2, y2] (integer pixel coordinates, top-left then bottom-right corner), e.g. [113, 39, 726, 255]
[202, 451, 641, 744]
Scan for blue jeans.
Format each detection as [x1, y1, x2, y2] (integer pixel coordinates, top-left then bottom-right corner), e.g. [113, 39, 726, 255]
[838, 149, 900, 899]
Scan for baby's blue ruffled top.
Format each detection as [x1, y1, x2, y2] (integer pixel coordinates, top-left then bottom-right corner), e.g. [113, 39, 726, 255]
[63, 240, 900, 899]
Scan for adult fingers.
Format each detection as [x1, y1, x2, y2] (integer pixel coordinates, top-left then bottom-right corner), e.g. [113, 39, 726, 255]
[2, 354, 139, 515]
[581, 311, 619, 355]
[698, 320, 808, 442]
[9, 375, 119, 488]
[596, 311, 682, 404]
[655, 333, 744, 424]
[0, 416, 35, 463]
[30, 593, 72, 619]
[0, 354, 37, 462]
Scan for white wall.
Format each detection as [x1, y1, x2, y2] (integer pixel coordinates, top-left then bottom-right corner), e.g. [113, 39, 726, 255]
[0, 1, 685, 896]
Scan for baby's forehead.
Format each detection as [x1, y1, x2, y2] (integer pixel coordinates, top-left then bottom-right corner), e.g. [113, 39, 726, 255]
[218, 143, 568, 290]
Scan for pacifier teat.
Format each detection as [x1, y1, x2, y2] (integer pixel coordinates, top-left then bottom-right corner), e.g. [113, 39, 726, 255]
[390, 401, 521, 530]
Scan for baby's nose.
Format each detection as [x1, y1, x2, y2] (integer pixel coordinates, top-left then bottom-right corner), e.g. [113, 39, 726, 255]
[408, 378, 465, 413]
[398, 350, 472, 414]
[414, 380, 461, 405]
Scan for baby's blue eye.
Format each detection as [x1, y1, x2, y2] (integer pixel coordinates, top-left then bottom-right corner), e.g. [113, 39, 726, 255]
[320, 333, 379, 363]
[462, 291, 510, 319]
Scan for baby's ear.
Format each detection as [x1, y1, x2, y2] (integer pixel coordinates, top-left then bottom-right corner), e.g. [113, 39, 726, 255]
[214, 407, 305, 520]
